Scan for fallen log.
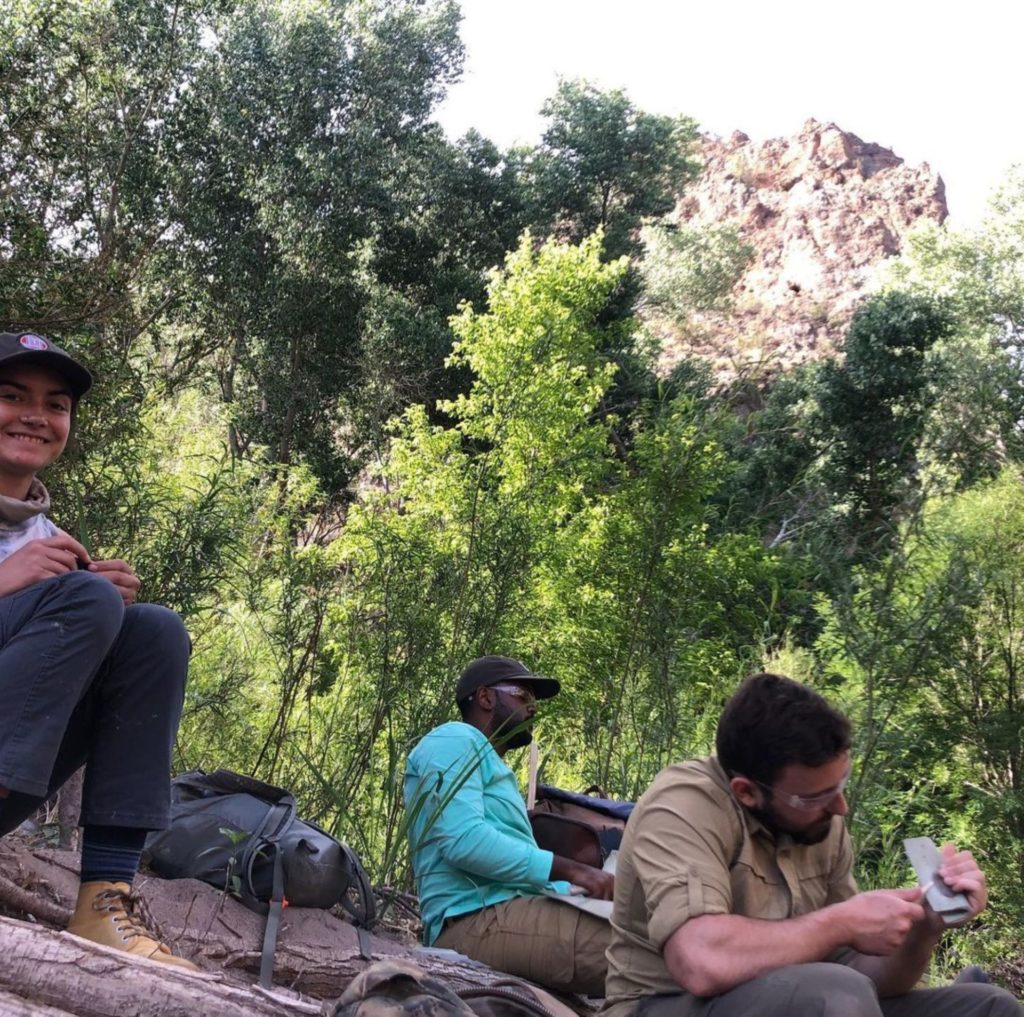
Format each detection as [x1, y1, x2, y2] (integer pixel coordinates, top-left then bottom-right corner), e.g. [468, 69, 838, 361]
[0, 988, 81, 1017]
[0, 841, 566, 1006]
[0, 916, 325, 1017]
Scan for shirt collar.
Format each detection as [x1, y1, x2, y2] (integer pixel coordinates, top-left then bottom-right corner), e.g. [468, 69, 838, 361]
[0, 478, 50, 525]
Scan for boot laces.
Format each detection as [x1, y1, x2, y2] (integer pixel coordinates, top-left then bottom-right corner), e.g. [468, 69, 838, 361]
[94, 886, 162, 945]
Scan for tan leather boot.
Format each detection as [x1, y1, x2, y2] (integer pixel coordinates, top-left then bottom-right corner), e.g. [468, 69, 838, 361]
[66, 881, 198, 970]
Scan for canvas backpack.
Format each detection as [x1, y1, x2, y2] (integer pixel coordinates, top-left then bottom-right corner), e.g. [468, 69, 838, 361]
[333, 958, 580, 1017]
[143, 768, 375, 987]
[528, 784, 634, 870]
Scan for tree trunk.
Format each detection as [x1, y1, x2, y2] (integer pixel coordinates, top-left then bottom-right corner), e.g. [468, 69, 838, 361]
[0, 988, 82, 1017]
[0, 917, 325, 1017]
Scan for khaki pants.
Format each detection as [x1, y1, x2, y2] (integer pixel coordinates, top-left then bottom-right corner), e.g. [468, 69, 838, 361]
[635, 963, 1022, 1017]
[435, 896, 610, 997]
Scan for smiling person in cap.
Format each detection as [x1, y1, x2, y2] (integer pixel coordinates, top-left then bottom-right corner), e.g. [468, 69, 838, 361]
[0, 332, 195, 969]
[404, 655, 613, 996]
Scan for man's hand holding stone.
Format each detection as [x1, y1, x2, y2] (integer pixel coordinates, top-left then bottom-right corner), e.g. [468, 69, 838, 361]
[927, 842, 988, 930]
[835, 887, 926, 955]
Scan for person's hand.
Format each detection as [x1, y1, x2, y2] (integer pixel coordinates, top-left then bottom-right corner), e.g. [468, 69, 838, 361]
[565, 860, 615, 900]
[0, 534, 90, 597]
[835, 887, 926, 955]
[88, 558, 141, 605]
[930, 843, 987, 928]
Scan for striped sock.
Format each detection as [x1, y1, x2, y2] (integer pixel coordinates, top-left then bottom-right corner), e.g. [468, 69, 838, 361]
[80, 825, 147, 886]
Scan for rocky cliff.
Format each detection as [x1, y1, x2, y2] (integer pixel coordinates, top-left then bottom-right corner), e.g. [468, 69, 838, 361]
[661, 119, 948, 379]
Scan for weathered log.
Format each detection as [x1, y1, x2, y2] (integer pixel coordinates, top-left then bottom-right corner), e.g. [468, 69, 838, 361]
[0, 988, 82, 1017]
[0, 842, 545, 1002]
[0, 988, 88, 1017]
[0, 917, 325, 1017]
[0, 869, 70, 927]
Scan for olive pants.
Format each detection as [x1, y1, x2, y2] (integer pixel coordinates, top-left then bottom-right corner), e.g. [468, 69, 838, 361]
[435, 895, 610, 997]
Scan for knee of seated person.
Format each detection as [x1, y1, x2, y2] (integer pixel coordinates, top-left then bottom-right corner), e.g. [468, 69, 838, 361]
[783, 963, 878, 1016]
[949, 982, 1022, 1015]
[124, 603, 191, 663]
[57, 570, 126, 628]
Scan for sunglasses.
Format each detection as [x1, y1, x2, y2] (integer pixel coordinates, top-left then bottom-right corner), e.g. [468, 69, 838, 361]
[489, 683, 537, 706]
[753, 768, 851, 811]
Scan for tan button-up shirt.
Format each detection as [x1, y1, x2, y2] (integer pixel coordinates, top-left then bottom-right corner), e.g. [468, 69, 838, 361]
[602, 756, 857, 1017]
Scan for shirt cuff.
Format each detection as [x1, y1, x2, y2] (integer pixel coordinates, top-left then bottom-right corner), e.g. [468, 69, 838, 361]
[648, 871, 729, 950]
[527, 847, 555, 885]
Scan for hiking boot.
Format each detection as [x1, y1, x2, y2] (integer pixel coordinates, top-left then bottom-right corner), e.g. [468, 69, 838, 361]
[66, 880, 198, 970]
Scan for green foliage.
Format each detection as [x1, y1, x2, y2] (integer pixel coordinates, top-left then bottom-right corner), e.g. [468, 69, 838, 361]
[717, 292, 953, 575]
[527, 79, 701, 259]
[813, 472, 1024, 963]
[888, 183, 1024, 484]
[5, 0, 1024, 974]
[0, 0, 219, 333]
[159, 0, 465, 489]
[533, 390, 777, 795]
[640, 221, 753, 330]
[815, 291, 953, 548]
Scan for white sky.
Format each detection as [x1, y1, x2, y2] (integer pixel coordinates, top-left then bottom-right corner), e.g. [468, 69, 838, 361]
[436, 0, 1022, 229]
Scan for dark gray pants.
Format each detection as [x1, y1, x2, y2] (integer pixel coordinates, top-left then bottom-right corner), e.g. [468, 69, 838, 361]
[0, 570, 189, 834]
[636, 964, 1022, 1017]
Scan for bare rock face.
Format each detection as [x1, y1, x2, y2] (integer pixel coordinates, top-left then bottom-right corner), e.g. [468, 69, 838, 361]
[663, 119, 947, 379]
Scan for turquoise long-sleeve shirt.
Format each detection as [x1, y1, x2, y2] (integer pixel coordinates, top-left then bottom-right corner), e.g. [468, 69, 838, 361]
[404, 721, 569, 945]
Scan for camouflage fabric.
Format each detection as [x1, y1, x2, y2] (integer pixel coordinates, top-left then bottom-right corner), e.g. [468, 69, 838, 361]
[333, 959, 581, 1017]
[334, 960, 473, 1017]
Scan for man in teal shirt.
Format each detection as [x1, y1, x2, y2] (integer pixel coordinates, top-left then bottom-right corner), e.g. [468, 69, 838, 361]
[405, 656, 613, 995]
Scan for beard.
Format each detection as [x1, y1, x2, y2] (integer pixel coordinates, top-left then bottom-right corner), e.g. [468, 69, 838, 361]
[746, 801, 835, 846]
[491, 699, 534, 750]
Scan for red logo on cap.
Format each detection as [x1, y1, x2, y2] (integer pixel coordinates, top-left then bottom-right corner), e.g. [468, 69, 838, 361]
[19, 334, 48, 351]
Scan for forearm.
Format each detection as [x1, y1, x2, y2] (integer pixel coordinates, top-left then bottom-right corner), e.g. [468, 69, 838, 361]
[549, 855, 592, 885]
[549, 854, 614, 898]
[664, 909, 850, 997]
[442, 822, 552, 884]
[846, 922, 943, 998]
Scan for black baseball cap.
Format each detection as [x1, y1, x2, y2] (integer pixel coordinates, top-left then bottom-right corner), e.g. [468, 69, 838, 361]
[0, 332, 93, 400]
[455, 655, 561, 705]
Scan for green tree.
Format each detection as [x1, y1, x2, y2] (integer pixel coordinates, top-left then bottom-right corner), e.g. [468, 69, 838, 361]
[639, 221, 752, 332]
[0, 0, 219, 335]
[159, 0, 464, 491]
[718, 293, 953, 570]
[527, 80, 700, 259]
[813, 473, 1024, 960]
[888, 177, 1024, 485]
[815, 292, 953, 549]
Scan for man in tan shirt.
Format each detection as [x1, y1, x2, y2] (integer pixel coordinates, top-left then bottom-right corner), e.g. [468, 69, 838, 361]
[603, 673, 1020, 1017]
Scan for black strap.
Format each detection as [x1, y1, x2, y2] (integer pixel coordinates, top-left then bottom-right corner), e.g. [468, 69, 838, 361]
[356, 925, 373, 962]
[242, 798, 296, 989]
[259, 842, 286, 988]
[337, 843, 377, 927]
[239, 798, 298, 889]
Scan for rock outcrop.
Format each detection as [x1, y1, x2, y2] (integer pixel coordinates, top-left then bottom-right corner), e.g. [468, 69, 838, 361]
[661, 119, 947, 379]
